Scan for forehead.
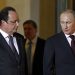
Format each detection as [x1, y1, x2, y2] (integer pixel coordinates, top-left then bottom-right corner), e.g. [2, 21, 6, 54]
[60, 13, 75, 20]
[8, 11, 18, 19]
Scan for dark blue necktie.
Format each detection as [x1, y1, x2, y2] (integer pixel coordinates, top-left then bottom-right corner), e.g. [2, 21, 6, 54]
[9, 36, 19, 61]
[70, 35, 75, 54]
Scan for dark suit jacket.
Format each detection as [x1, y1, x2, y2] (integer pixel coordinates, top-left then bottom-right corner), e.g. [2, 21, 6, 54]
[25, 37, 45, 75]
[43, 31, 75, 75]
[0, 32, 27, 75]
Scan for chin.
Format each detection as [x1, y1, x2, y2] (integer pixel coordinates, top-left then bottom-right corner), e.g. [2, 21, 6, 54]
[64, 32, 70, 35]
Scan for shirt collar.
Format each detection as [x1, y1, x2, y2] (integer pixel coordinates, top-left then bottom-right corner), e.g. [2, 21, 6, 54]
[65, 33, 75, 38]
[0, 29, 9, 38]
[26, 36, 38, 44]
[0, 29, 14, 38]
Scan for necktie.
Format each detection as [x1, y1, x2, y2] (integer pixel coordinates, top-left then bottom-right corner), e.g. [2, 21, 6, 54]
[70, 35, 75, 54]
[9, 36, 19, 61]
[27, 40, 32, 75]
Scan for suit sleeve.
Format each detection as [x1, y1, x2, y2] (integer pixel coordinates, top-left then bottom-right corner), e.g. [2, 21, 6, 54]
[43, 38, 55, 75]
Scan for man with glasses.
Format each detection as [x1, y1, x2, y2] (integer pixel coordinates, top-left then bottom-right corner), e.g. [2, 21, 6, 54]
[0, 6, 28, 75]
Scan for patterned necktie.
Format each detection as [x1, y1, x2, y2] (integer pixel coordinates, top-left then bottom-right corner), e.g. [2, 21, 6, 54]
[9, 36, 19, 61]
[70, 35, 75, 54]
[27, 40, 32, 75]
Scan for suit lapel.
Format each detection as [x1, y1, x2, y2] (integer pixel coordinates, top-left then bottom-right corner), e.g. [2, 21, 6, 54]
[58, 32, 74, 56]
[33, 38, 42, 62]
[0, 33, 19, 62]
[14, 35, 23, 61]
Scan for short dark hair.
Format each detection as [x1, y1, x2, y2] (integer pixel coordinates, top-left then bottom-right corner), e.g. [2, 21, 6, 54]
[0, 6, 16, 22]
[23, 20, 37, 29]
[60, 9, 75, 18]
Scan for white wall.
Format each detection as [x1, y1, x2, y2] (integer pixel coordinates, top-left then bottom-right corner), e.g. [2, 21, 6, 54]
[6, 0, 39, 36]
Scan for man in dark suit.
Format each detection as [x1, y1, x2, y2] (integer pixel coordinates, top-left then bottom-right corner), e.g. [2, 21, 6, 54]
[0, 6, 27, 75]
[23, 20, 45, 75]
[43, 9, 75, 75]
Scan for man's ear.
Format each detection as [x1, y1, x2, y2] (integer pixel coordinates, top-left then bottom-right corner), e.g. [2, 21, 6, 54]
[1, 20, 5, 23]
[1, 20, 7, 24]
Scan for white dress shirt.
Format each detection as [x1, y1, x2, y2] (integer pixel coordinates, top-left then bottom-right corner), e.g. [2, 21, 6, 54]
[65, 33, 75, 46]
[25, 36, 37, 62]
[0, 29, 19, 54]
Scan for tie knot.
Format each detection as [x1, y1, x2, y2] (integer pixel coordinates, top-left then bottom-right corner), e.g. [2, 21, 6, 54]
[9, 35, 13, 41]
[70, 35, 75, 40]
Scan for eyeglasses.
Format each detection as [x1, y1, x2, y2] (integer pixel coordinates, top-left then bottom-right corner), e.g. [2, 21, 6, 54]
[6, 19, 19, 25]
